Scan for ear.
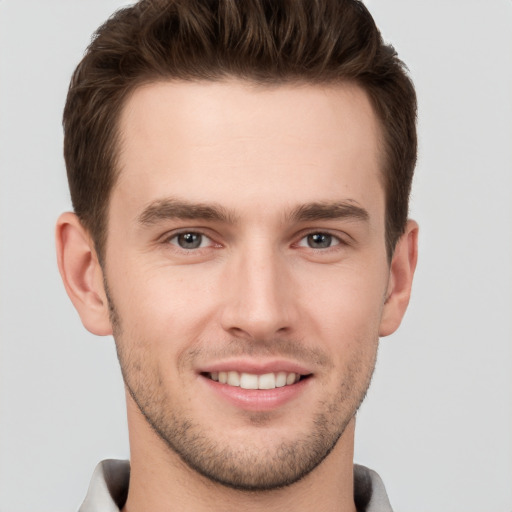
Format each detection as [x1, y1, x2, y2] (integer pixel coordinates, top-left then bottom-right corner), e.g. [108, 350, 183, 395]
[55, 212, 112, 336]
[379, 220, 419, 337]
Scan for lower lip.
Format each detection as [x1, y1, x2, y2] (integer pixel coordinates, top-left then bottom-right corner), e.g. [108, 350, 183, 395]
[200, 375, 311, 412]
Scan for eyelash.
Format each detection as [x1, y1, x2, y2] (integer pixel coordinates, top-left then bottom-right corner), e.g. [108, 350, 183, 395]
[164, 230, 219, 251]
[162, 229, 348, 253]
[295, 230, 346, 250]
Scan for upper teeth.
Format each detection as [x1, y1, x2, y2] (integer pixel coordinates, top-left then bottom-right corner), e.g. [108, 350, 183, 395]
[209, 371, 300, 390]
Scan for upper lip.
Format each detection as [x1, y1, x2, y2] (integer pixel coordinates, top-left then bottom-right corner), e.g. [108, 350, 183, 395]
[198, 359, 313, 376]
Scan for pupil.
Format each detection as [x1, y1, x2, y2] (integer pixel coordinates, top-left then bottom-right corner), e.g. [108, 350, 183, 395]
[179, 233, 201, 249]
[308, 233, 331, 248]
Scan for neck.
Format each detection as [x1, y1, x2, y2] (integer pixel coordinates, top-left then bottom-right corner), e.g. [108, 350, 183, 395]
[122, 395, 357, 512]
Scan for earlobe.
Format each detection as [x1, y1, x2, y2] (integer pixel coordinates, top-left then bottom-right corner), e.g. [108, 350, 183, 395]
[55, 212, 112, 336]
[379, 220, 419, 337]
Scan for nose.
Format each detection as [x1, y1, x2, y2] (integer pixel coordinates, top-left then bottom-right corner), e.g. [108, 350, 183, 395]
[220, 245, 297, 341]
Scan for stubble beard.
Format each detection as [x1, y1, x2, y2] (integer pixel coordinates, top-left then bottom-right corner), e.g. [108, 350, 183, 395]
[107, 289, 378, 492]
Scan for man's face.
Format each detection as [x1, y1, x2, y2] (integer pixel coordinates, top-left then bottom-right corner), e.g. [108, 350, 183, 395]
[104, 80, 390, 489]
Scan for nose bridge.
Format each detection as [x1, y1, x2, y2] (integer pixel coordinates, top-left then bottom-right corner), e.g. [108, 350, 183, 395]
[221, 239, 294, 339]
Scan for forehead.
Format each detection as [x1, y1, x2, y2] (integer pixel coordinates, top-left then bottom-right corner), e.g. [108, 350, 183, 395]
[114, 79, 384, 220]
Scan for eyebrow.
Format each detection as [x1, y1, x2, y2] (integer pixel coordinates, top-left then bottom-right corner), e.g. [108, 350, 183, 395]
[137, 198, 369, 226]
[138, 198, 238, 225]
[288, 201, 370, 223]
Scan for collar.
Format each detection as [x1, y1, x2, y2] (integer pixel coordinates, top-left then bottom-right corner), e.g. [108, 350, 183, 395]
[79, 459, 393, 512]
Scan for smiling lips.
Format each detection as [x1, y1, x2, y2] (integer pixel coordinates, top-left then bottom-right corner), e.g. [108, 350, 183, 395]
[201, 365, 312, 411]
[207, 371, 302, 390]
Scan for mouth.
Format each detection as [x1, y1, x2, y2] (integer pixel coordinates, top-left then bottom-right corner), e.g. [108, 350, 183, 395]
[199, 363, 313, 411]
[202, 371, 311, 390]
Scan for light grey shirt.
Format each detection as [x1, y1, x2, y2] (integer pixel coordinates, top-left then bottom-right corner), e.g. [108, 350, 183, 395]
[79, 459, 393, 512]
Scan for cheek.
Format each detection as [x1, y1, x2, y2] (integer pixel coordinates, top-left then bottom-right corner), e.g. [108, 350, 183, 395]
[300, 262, 387, 323]
[297, 265, 387, 360]
[108, 260, 222, 355]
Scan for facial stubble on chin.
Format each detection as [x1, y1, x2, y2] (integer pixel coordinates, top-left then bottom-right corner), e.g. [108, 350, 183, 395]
[104, 282, 378, 492]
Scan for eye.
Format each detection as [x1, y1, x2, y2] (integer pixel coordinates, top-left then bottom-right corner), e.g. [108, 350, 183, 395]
[298, 232, 341, 249]
[168, 232, 212, 250]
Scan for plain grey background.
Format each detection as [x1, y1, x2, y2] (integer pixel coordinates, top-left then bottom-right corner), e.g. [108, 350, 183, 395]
[1, 1, 511, 511]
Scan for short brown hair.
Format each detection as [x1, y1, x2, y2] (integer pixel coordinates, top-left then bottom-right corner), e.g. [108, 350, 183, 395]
[63, 0, 417, 260]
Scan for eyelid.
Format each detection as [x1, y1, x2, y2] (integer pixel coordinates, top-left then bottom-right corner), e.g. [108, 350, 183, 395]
[162, 228, 221, 249]
[294, 229, 349, 248]
[157, 227, 351, 250]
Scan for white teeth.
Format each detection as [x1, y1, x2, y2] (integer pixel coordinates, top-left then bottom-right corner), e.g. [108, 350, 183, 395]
[240, 373, 259, 389]
[275, 372, 287, 388]
[258, 373, 276, 389]
[227, 371, 240, 386]
[286, 373, 296, 385]
[209, 371, 303, 389]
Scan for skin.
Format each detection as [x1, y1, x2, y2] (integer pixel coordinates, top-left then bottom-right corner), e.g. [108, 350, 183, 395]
[56, 80, 418, 512]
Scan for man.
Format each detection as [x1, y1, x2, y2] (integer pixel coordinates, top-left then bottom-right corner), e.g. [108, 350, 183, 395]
[56, 0, 418, 510]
